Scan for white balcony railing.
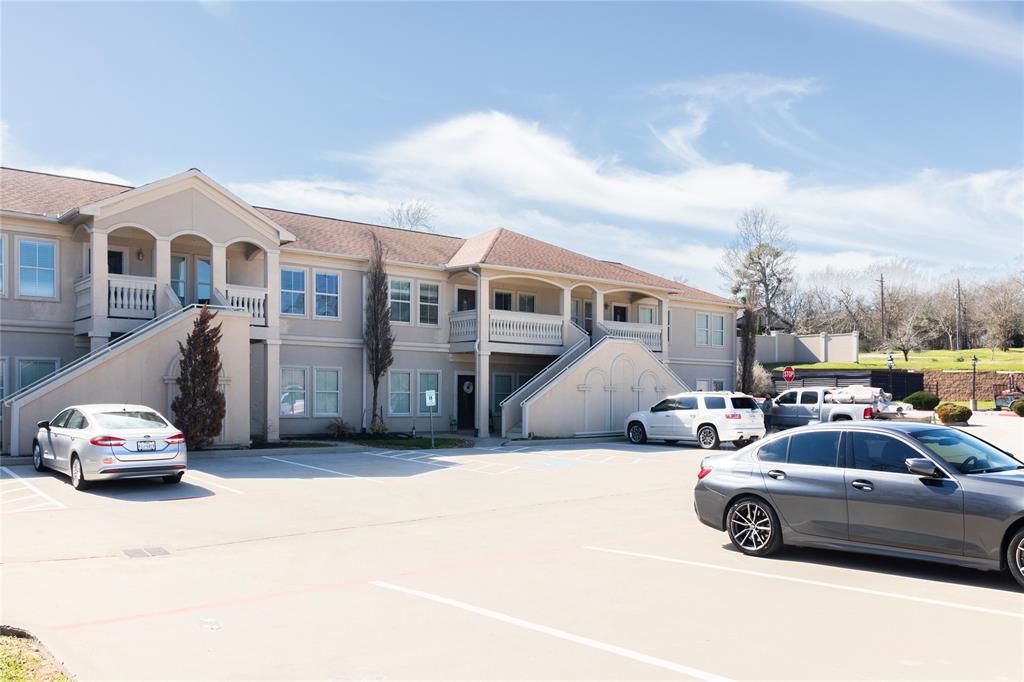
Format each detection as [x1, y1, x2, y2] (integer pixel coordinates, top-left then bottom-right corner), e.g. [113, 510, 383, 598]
[225, 285, 268, 326]
[449, 310, 478, 343]
[108, 275, 158, 319]
[490, 310, 563, 346]
[601, 320, 663, 351]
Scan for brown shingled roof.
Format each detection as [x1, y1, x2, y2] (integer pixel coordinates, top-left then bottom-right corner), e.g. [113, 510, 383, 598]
[0, 167, 733, 303]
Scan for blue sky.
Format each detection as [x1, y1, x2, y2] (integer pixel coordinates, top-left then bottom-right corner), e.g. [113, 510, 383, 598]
[2, 1, 1021, 293]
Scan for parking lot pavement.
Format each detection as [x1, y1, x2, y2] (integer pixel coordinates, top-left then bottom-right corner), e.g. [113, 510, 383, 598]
[2, 430, 1023, 680]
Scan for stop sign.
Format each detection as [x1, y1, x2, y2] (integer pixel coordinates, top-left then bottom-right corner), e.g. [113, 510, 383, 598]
[783, 366, 796, 382]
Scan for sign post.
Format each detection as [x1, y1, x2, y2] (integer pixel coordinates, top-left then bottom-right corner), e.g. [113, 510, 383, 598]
[424, 389, 437, 448]
[782, 366, 795, 383]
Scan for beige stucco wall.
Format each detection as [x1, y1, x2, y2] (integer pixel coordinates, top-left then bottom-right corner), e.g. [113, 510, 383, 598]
[0, 218, 82, 325]
[523, 339, 686, 438]
[3, 309, 251, 455]
[752, 331, 860, 365]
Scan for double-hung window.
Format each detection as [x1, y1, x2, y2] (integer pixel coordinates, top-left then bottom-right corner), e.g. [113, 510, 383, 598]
[314, 272, 339, 319]
[18, 358, 58, 390]
[280, 367, 307, 416]
[314, 368, 341, 416]
[517, 293, 535, 313]
[389, 371, 412, 415]
[492, 373, 514, 412]
[696, 312, 710, 346]
[711, 314, 726, 347]
[417, 371, 440, 415]
[390, 279, 412, 323]
[419, 283, 439, 325]
[18, 238, 56, 299]
[281, 268, 306, 316]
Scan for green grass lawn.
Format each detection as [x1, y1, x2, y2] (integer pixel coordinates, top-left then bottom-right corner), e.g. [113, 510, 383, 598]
[766, 347, 1024, 372]
[353, 437, 471, 449]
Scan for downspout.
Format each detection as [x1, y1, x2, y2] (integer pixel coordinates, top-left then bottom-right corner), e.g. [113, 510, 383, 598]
[361, 272, 368, 431]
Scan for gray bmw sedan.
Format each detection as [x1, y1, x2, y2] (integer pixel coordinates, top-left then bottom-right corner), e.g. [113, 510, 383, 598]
[694, 422, 1024, 589]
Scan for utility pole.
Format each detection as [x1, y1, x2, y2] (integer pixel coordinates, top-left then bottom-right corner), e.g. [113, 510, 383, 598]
[955, 278, 962, 351]
[877, 273, 886, 344]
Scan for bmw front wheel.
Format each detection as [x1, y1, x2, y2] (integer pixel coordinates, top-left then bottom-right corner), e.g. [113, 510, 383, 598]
[727, 498, 781, 557]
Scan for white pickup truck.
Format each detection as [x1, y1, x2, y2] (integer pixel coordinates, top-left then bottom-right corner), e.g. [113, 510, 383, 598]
[762, 386, 910, 427]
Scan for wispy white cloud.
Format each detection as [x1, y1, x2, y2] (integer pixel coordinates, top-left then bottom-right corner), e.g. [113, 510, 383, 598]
[805, 1, 1024, 63]
[30, 166, 132, 185]
[0, 121, 132, 185]
[232, 110, 1023, 292]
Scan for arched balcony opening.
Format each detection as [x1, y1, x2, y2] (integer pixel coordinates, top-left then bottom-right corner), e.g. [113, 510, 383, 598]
[169, 234, 215, 306]
[594, 288, 666, 351]
[225, 240, 268, 326]
[99, 226, 159, 320]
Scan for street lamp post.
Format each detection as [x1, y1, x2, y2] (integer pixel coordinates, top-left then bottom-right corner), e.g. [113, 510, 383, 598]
[887, 353, 895, 398]
[970, 354, 978, 411]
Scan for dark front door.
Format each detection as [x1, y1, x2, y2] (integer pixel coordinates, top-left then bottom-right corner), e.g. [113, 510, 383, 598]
[457, 375, 475, 430]
[845, 431, 964, 555]
[107, 250, 125, 275]
[457, 289, 477, 312]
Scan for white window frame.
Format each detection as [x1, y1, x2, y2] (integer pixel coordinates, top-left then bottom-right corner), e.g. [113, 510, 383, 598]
[313, 269, 341, 320]
[711, 313, 726, 347]
[313, 367, 342, 417]
[638, 305, 656, 325]
[388, 369, 413, 416]
[695, 378, 725, 392]
[695, 378, 710, 392]
[416, 370, 442, 416]
[280, 366, 308, 417]
[493, 289, 514, 311]
[696, 312, 710, 346]
[517, 292, 536, 314]
[612, 304, 629, 322]
[417, 281, 440, 326]
[280, 267, 308, 318]
[15, 356, 60, 390]
[0, 232, 7, 297]
[389, 278, 413, 325]
[456, 287, 477, 312]
[15, 236, 59, 301]
[492, 372, 515, 413]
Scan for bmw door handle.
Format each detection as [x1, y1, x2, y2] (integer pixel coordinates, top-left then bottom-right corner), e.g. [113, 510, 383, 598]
[766, 470, 786, 480]
[851, 479, 874, 492]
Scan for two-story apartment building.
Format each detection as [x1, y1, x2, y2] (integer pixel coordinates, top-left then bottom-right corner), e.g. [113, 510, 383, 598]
[0, 167, 739, 454]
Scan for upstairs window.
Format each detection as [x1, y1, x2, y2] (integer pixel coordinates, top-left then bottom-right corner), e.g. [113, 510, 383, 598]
[314, 272, 339, 318]
[712, 314, 726, 347]
[390, 279, 412, 323]
[696, 312, 710, 346]
[517, 293, 536, 313]
[419, 283, 439, 325]
[494, 291, 513, 311]
[281, 268, 306, 316]
[18, 238, 56, 299]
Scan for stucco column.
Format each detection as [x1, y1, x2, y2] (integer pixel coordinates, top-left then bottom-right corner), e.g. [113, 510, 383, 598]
[477, 276, 490, 344]
[154, 238, 172, 314]
[476, 351, 490, 438]
[211, 244, 228, 298]
[90, 230, 109, 320]
[593, 290, 605, 325]
[265, 250, 280, 330]
[820, 332, 829, 363]
[561, 287, 573, 345]
[659, 298, 669, 359]
[265, 339, 281, 441]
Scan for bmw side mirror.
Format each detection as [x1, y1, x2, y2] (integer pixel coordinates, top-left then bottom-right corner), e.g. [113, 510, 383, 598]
[36, 420, 50, 429]
[906, 458, 939, 477]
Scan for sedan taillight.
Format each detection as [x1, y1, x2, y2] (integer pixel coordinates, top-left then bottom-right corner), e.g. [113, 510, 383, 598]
[166, 433, 186, 445]
[90, 435, 126, 447]
[697, 466, 713, 480]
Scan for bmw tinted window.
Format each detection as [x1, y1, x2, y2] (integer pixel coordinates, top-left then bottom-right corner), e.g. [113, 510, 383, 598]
[703, 396, 726, 409]
[912, 428, 1021, 474]
[851, 432, 921, 474]
[758, 437, 789, 463]
[676, 396, 699, 410]
[788, 431, 841, 467]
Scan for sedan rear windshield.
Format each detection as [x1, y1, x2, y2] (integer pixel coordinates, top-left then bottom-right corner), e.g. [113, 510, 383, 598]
[729, 397, 758, 410]
[911, 428, 1022, 474]
[94, 411, 168, 430]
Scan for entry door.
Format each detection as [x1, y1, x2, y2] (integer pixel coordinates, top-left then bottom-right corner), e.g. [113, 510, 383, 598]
[457, 375, 475, 430]
[845, 432, 964, 555]
[613, 305, 628, 322]
[457, 289, 477, 312]
[171, 254, 213, 304]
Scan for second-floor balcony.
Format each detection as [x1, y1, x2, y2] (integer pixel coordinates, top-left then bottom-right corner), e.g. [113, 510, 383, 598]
[598, 320, 663, 351]
[448, 309, 567, 350]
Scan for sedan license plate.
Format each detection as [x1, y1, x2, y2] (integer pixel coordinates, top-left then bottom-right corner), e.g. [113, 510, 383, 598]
[137, 440, 156, 452]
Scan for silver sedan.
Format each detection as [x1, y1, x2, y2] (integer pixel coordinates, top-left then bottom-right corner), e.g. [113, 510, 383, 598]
[32, 404, 187, 490]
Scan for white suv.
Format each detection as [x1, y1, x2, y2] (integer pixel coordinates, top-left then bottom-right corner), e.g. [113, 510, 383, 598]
[624, 392, 765, 449]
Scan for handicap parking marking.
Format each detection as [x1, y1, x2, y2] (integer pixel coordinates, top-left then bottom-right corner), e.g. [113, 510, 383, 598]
[1, 466, 68, 513]
[584, 546, 1024, 620]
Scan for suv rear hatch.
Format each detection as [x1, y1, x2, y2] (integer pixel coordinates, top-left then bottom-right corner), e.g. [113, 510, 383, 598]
[727, 396, 764, 425]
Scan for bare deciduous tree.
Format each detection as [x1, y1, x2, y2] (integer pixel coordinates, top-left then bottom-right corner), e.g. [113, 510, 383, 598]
[385, 201, 436, 232]
[977, 274, 1024, 352]
[364, 232, 395, 432]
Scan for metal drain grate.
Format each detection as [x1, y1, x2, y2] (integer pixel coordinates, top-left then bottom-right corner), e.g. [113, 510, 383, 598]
[123, 547, 170, 558]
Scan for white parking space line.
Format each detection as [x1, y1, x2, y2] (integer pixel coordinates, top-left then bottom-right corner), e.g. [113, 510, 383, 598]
[2, 494, 40, 505]
[7, 501, 53, 514]
[586, 546, 1024, 620]
[1, 466, 67, 510]
[186, 470, 244, 494]
[261, 455, 388, 485]
[372, 581, 732, 682]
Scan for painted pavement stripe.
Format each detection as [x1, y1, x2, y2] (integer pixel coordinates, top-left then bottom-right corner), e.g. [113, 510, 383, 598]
[1, 466, 66, 509]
